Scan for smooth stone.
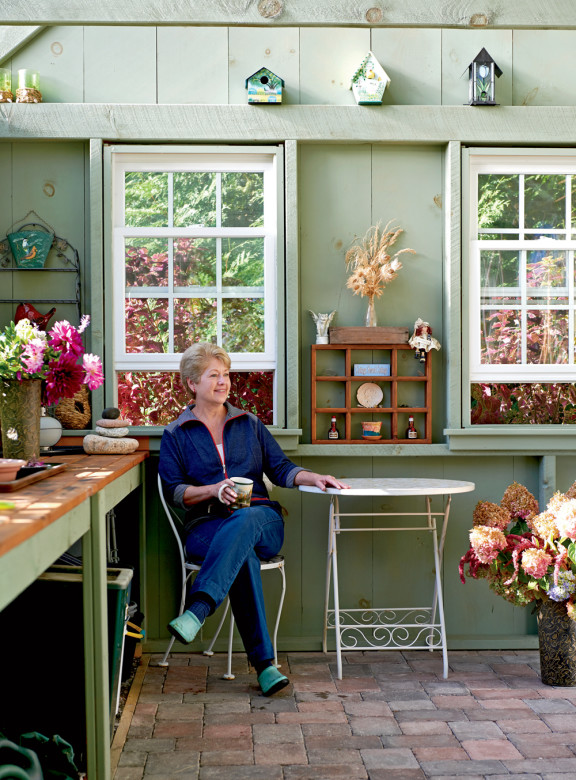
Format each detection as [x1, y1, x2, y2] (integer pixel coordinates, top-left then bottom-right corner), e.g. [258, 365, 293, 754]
[83, 435, 139, 455]
[102, 407, 121, 419]
[95, 426, 129, 438]
[96, 418, 131, 428]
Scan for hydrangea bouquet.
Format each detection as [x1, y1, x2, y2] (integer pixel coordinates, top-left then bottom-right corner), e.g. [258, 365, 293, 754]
[459, 481, 576, 619]
[0, 315, 104, 405]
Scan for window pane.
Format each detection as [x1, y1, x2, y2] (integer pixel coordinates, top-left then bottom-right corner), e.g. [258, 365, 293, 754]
[173, 298, 217, 352]
[173, 172, 216, 227]
[222, 172, 264, 227]
[480, 309, 521, 364]
[173, 237, 217, 287]
[478, 174, 519, 233]
[223, 298, 265, 352]
[125, 238, 168, 288]
[480, 250, 519, 304]
[125, 297, 169, 353]
[125, 172, 168, 227]
[524, 174, 565, 231]
[471, 382, 576, 424]
[117, 369, 274, 425]
[222, 238, 265, 287]
[526, 250, 567, 298]
[526, 309, 568, 364]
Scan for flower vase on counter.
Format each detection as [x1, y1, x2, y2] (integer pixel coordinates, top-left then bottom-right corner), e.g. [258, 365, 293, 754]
[0, 378, 42, 461]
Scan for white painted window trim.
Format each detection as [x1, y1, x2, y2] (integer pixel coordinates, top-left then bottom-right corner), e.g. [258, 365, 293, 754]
[468, 151, 576, 384]
[106, 144, 283, 426]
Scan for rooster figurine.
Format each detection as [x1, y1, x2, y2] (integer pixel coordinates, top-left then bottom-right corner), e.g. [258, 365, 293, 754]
[15, 302, 57, 331]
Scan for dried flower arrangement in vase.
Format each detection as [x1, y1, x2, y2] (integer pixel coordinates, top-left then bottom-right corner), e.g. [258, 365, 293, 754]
[345, 222, 414, 326]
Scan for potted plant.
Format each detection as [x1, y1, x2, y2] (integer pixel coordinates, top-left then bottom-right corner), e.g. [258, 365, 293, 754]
[0, 316, 104, 462]
[459, 481, 576, 685]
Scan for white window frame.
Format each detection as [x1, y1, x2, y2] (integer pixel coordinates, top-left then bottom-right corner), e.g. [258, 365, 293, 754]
[105, 144, 284, 426]
[468, 152, 576, 383]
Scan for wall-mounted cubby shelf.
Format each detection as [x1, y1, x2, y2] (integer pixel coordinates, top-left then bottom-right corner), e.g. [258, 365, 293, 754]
[311, 343, 432, 444]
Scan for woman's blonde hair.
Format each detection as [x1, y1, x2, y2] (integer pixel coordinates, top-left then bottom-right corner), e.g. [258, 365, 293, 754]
[180, 342, 231, 399]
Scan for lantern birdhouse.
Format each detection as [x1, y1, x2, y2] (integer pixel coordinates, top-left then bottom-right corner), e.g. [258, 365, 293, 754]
[350, 51, 390, 105]
[245, 67, 284, 104]
[468, 48, 502, 106]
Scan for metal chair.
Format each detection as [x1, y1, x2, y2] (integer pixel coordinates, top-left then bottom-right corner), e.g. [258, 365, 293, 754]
[156, 473, 286, 679]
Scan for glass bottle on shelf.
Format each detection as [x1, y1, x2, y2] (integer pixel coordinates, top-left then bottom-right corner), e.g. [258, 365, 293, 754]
[327, 416, 340, 440]
[406, 415, 418, 439]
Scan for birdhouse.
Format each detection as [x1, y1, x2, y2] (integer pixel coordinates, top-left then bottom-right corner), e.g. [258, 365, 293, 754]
[468, 48, 502, 106]
[245, 67, 284, 104]
[350, 51, 390, 105]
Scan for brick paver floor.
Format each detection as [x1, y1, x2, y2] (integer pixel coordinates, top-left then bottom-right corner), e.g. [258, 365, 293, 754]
[114, 650, 576, 779]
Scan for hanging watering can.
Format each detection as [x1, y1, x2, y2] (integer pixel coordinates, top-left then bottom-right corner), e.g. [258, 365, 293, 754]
[7, 227, 53, 268]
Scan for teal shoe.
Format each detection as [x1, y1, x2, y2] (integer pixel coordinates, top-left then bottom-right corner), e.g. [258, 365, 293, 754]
[167, 611, 203, 645]
[257, 665, 289, 696]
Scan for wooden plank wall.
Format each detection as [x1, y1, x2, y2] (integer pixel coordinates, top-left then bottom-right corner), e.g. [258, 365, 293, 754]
[3, 25, 576, 107]
[3, 21, 576, 649]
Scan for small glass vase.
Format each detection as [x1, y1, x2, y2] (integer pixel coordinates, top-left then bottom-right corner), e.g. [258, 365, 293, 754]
[365, 295, 377, 327]
[0, 378, 42, 462]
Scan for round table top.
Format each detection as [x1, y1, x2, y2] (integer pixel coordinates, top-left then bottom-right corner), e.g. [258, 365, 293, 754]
[298, 477, 475, 497]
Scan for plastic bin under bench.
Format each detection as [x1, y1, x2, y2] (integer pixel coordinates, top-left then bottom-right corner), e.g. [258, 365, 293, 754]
[0, 565, 133, 771]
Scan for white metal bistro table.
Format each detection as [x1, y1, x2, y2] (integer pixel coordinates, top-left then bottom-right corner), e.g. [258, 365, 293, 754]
[299, 478, 475, 680]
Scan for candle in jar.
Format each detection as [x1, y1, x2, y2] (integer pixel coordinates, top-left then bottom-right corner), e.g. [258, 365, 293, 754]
[18, 69, 40, 90]
[0, 69, 11, 92]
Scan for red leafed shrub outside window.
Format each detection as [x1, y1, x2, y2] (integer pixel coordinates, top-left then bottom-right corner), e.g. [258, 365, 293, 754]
[118, 370, 274, 427]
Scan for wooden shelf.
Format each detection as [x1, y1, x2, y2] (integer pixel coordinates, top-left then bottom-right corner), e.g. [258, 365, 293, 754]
[311, 343, 432, 444]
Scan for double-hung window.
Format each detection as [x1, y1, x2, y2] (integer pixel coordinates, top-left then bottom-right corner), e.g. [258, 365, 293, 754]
[466, 150, 576, 425]
[107, 146, 282, 426]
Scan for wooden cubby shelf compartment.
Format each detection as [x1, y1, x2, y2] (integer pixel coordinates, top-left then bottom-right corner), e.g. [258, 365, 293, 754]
[311, 343, 432, 444]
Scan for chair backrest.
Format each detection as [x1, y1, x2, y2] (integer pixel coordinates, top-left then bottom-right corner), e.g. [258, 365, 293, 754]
[157, 472, 188, 574]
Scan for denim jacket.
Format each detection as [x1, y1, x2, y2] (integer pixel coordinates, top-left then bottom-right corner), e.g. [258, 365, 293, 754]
[159, 402, 303, 524]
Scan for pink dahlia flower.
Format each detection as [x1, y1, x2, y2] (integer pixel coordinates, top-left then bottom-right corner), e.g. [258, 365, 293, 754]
[82, 353, 104, 390]
[48, 320, 84, 357]
[520, 548, 552, 579]
[470, 526, 507, 564]
[44, 352, 84, 406]
[21, 338, 47, 374]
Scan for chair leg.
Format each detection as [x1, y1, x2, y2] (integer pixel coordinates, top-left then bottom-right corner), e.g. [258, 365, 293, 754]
[157, 635, 176, 668]
[223, 610, 236, 680]
[203, 597, 231, 656]
[157, 570, 194, 668]
[272, 563, 286, 669]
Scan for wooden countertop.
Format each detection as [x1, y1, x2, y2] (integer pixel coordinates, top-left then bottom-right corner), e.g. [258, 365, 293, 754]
[0, 450, 148, 558]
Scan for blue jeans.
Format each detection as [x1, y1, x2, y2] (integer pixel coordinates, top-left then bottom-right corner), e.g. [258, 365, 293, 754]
[185, 505, 284, 665]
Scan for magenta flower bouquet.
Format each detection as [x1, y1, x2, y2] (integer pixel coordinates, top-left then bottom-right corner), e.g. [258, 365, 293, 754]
[0, 315, 104, 405]
[459, 481, 576, 618]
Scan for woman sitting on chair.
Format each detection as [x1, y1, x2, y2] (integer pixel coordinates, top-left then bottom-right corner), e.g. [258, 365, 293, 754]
[159, 342, 348, 696]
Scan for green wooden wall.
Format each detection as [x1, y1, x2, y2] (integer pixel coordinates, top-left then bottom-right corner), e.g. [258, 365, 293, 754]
[3, 21, 576, 652]
[5, 25, 576, 107]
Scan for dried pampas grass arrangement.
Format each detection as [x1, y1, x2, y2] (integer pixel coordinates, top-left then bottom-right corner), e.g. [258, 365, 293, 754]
[345, 221, 415, 301]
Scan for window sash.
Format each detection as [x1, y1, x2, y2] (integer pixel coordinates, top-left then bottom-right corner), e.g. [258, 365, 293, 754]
[469, 155, 576, 383]
[111, 150, 278, 372]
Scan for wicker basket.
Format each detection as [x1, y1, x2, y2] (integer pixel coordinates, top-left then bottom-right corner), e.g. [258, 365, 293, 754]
[55, 385, 91, 430]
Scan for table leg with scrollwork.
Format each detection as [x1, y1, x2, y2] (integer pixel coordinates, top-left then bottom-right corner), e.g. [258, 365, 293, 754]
[325, 494, 450, 681]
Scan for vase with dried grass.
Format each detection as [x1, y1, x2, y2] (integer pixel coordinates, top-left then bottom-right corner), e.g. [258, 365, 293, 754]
[345, 222, 415, 327]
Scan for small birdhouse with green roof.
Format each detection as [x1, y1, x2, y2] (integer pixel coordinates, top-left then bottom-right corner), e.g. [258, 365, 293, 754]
[350, 52, 390, 105]
[245, 67, 284, 104]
